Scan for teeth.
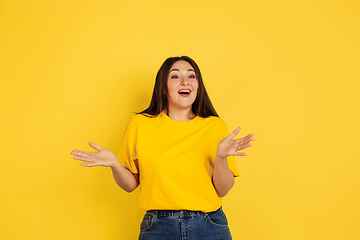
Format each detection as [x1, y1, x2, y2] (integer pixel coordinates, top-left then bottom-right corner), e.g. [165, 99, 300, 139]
[179, 90, 191, 93]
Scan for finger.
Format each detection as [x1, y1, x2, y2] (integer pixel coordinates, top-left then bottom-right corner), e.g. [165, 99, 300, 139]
[70, 150, 81, 155]
[242, 134, 253, 141]
[227, 127, 241, 140]
[234, 152, 247, 157]
[89, 142, 103, 151]
[236, 143, 252, 151]
[80, 162, 98, 167]
[73, 155, 92, 162]
[239, 134, 255, 144]
[247, 134, 255, 142]
[70, 150, 91, 157]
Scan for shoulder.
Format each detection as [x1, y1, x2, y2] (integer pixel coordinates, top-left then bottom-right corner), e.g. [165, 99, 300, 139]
[198, 116, 229, 136]
[206, 116, 231, 137]
[125, 114, 154, 134]
[129, 113, 160, 127]
[131, 113, 146, 122]
[130, 113, 152, 121]
[201, 116, 228, 128]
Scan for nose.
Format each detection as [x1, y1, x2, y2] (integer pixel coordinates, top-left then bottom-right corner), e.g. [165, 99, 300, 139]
[180, 77, 189, 86]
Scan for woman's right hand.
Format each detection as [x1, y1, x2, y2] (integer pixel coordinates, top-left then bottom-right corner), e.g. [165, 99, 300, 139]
[70, 142, 118, 168]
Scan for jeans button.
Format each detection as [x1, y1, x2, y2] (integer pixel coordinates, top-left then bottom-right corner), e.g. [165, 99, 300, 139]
[180, 210, 184, 214]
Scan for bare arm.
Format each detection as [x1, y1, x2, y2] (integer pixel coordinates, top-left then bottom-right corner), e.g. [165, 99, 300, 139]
[213, 127, 254, 197]
[212, 156, 235, 197]
[110, 161, 139, 192]
[71, 142, 139, 192]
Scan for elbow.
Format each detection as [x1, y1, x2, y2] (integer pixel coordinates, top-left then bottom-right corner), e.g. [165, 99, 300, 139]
[217, 191, 228, 198]
[214, 179, 234, 198]
[124, 188, 135, 193]
[117, 171, 140, 193]
[123, 182, 139, 193]
[216, 187, 231, 198]
[123, 186, 137, 193]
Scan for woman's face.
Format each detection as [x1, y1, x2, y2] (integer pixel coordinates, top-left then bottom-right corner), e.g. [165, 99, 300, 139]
[167, 60, 199, 112]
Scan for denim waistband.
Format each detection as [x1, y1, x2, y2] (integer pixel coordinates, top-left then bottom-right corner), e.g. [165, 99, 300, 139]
[146, 207, 221, 217]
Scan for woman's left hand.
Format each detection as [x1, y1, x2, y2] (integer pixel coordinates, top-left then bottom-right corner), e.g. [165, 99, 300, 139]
[216, 127, 254, 159]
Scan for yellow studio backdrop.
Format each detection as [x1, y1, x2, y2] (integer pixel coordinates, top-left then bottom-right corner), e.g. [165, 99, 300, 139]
[0, 0, 359, 239]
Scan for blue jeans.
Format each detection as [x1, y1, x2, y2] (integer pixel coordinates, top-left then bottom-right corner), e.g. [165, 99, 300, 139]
[138, 207, 232, 240]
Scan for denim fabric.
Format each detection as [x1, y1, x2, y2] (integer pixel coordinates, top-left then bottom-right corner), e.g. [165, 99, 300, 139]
[138, 207, 232, 240]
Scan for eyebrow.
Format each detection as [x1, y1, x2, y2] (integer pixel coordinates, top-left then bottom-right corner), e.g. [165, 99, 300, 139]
[169, 69, 195, 72]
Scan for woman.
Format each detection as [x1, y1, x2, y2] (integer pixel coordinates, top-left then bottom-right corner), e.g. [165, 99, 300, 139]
[71, 56, 254, 239]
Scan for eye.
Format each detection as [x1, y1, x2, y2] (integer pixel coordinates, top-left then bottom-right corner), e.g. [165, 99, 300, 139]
[171, 75, 179, 79]
[189, 75, 196, 79]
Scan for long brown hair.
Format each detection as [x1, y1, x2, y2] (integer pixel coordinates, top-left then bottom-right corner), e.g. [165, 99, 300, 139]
[137, 56, 219, 118]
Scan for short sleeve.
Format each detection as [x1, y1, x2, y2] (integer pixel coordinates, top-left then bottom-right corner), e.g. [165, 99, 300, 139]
[218, 119, 240, 177]
[118, 116, 139, 174]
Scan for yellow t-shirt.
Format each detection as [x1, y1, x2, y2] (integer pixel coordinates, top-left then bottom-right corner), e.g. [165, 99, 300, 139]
[118, 111, 239, 212]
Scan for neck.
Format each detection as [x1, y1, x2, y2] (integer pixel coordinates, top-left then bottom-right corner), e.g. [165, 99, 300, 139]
[165, 107, 196, 122]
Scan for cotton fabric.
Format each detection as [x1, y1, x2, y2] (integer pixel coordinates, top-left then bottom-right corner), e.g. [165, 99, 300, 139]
[118, 111, 239, 212]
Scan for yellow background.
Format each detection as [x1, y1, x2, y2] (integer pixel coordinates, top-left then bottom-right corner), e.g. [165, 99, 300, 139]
[1, 0, 359, 239]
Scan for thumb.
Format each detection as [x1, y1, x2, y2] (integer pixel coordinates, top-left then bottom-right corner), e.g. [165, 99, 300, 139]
[89, 142, 103, 151]
[227, 127, 241, 140]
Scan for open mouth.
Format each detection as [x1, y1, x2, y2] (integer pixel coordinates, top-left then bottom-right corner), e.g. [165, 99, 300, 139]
[178, 89, 191, 96]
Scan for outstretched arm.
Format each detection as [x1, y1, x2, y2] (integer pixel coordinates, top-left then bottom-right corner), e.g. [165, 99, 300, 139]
[213, 127, 254, 197]
[70, 142, 139, 192]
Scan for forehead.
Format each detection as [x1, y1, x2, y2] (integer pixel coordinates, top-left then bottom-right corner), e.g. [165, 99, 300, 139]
[170, 60, 194, 71]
